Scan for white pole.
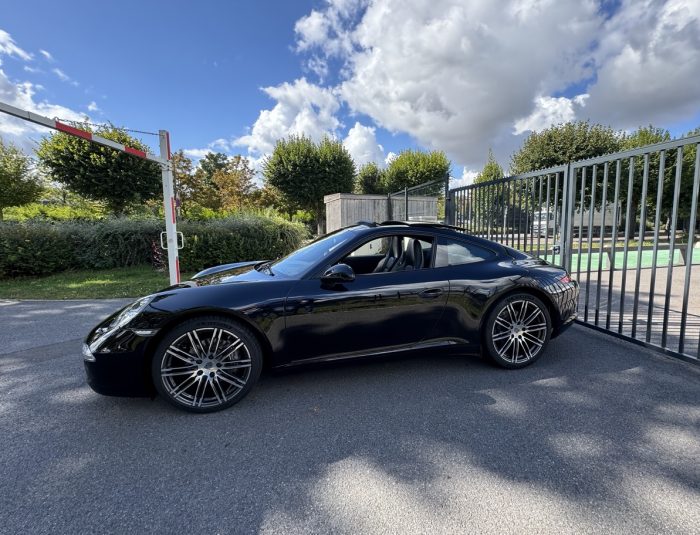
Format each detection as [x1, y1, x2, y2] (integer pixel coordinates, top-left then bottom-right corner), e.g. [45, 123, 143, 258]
[159, 130, 180, 285]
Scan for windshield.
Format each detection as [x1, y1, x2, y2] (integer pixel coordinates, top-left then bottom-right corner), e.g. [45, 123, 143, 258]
[270, 226, 363, 278]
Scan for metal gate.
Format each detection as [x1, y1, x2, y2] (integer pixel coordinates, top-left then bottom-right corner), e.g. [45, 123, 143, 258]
[448, 134, 700, 364]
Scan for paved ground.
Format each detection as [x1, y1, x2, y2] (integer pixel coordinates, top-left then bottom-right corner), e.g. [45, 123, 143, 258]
[1, 300, 699, 534]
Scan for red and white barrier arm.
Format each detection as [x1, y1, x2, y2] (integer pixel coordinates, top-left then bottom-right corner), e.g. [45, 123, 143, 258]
[0, 101, 166, 164]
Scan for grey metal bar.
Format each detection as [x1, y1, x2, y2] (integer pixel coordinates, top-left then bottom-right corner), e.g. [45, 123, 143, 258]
[553, 172, 560, 264]
[404, 187, 409, 220]
[618, 157, 636, 334]
[536, 175, 543, 258]
[517, 177, 523, 250]
[499, 181, 505, 244]
[584, 165, 598, 322]
[504, 181, 511, 246]
[560, 165, 575, 272]
[595, 162, 609, 326]
[646, 150, 666, 342]
[606, 160, 622, 330]
[571, 133, 700, 169]
[544, 174, 551, 262]
[576, 168, 586, 282]
[631, 154, 650, 338]
[679, 143, 700, 354]
[529, 178, 535, 255]
[661, 148, 683, 348]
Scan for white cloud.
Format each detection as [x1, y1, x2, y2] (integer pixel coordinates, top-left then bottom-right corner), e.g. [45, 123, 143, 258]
[234, 77, 341, 159]
[384, 151, 397, 166]
[182, 148, 211, 160]
[0, 68, 84, 150]
[0, 29, 32, 61]
[450, 168, 478, 189]
[39, 49, 53, 61]
[23, 65, 41, 74]
[343, 121, 384, 167]
[52, 67, 78, 86]
[584, 0, 700, 128]
[290, 0, 700, 170]
[87, 101, 100, 112]
[513, 94, 589, 135]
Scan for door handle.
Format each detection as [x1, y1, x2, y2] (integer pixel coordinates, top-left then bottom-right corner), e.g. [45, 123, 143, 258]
[419, 288, 443, 299]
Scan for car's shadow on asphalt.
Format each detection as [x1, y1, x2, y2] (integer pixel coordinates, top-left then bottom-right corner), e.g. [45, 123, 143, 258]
[1, 325, 699, 533]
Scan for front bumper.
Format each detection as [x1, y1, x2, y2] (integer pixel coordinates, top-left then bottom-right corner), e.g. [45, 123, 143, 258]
[84, 345, 154, 397]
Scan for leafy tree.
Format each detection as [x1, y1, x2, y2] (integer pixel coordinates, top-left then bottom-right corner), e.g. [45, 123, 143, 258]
[263, 135, 355, 233]
[381, 149, 450, 192]
[189, 152, 230, 210]
[171, 149, 194, 215]
[36, 123, 161, 214]
[0, 139, 42, 220]
[510, 121, 621, 175]
[474, 149, 504, 184]
[212, 155, 256, 211]
[355, 162, 385, 194]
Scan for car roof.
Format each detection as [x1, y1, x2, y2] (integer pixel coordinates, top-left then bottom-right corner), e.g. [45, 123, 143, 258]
[351, 221, 506, 252]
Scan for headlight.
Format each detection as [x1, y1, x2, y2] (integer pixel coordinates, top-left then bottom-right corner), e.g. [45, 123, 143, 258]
[110, 295, 154, 329]
[89, 295, 154, 353]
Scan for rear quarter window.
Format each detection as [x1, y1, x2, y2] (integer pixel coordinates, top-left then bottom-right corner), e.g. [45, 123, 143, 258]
[435, 238, 495, 267]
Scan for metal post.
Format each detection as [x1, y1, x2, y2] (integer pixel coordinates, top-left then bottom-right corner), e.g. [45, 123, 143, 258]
[404, 187, 409, 221]
[159, 130, 181, 285]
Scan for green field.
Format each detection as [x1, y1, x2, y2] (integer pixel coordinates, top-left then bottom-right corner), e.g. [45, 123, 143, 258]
[0, 266, 193, 300]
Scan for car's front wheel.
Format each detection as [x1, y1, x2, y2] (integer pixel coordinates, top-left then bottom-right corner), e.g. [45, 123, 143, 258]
[483, 294, 551, 368]
[152, 316, 262, 413]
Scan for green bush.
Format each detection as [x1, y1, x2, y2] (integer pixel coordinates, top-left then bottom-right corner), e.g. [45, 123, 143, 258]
[0, 215, 307, 278]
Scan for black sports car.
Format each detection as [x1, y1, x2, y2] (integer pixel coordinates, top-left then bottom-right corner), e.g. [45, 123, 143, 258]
[84, 221, 578, 413]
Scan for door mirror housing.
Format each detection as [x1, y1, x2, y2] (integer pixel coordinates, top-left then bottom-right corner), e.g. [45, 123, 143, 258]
[321, 263, 355, 284]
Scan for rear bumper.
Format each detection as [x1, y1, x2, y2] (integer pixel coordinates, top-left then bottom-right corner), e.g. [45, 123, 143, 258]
[552, 312, 577, 338]
[83, 344, 154, 397]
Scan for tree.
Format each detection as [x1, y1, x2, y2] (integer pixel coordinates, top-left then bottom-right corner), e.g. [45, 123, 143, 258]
[355, 162, 385, 194]
[0, 139, 42, 220]
[510, 121, 621, 175]
[212, 155, 256, 211]
[189, 152, 230, 210]
[262, 135, 355, 233]
[381, 149, 450, 192]
[474, 149, 504, 184]
[36, 123, 161, 214]
[171, 149, 194, 215]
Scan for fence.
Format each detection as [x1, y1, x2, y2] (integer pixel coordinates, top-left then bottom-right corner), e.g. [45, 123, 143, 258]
[324, 177, 448, 232]
[448, 134, 700, 364]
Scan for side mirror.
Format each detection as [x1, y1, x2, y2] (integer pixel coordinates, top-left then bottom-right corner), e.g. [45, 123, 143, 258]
[321, 263, 355, 284]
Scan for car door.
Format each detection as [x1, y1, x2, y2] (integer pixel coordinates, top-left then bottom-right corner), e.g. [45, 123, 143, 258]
[280, 232, 450, 363]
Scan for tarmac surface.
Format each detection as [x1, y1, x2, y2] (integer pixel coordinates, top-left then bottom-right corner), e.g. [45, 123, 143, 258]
[1, 299, 698, 534]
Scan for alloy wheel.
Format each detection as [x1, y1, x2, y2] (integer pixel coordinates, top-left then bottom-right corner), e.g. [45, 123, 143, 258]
[491, 300, 548, 364]
[160, 327, 252, 409]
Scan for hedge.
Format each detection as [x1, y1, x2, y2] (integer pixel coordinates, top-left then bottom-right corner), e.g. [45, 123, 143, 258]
[0, 215, 308, 278]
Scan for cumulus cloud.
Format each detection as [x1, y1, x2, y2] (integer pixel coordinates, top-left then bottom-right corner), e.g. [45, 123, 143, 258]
[513, 94, 589, 135]
[290, 0, 700, 170]
[0, 68, 84, 149]
[584, 0, 700, 128]
[52, 67, 78, 86]
[343, 122, 385, 166]
[87, 101, 100, 112]
[0, 29, 32, 61]
[234, 78, 341, 159]
[450, 168, 479, 189]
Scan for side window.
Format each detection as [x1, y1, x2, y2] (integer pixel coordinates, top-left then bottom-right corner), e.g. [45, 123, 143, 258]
[341, 234, 434, 274]
[348, 237, 390, 257]
[435, 238, 494, 268]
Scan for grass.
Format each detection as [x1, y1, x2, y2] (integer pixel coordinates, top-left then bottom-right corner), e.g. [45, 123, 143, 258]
[0, 265, 194, 300]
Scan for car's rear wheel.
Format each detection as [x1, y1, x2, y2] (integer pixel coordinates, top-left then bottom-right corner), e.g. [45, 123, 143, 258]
[152, 316, 262, 413]
[483, 294, 551, 369]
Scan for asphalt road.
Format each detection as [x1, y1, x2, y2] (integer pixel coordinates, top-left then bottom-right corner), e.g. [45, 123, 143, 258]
[1, 300, 699, 534]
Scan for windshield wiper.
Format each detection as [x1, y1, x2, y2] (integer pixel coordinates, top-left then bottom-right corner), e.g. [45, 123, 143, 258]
[255, 260, 275, 276]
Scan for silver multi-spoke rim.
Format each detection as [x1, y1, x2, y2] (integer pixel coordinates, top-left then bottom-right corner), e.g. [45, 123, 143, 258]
[161, 328, 252, 408]
[491, 300, 547, 364]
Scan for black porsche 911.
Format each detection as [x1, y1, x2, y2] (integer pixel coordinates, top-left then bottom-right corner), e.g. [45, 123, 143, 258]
[84, 221, 579, 413]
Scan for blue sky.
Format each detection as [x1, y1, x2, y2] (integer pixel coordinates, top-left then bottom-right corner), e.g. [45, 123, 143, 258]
[1, 0, 699, 185]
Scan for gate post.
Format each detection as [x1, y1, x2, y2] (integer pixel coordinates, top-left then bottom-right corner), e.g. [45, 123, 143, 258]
[159, 130, 181, 285]
[444, 175, 452, 225]
[559, 164, 575, 272]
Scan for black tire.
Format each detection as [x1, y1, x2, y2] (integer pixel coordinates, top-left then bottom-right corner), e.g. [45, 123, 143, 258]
[483, 293, 551, 369]
[152, 316, 263, 413]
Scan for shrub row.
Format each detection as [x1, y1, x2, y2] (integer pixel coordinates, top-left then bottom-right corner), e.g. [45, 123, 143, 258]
[0, 215, 308, 278]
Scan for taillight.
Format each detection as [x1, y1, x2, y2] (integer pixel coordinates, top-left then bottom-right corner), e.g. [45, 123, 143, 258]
[558, 274, 572, 284]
